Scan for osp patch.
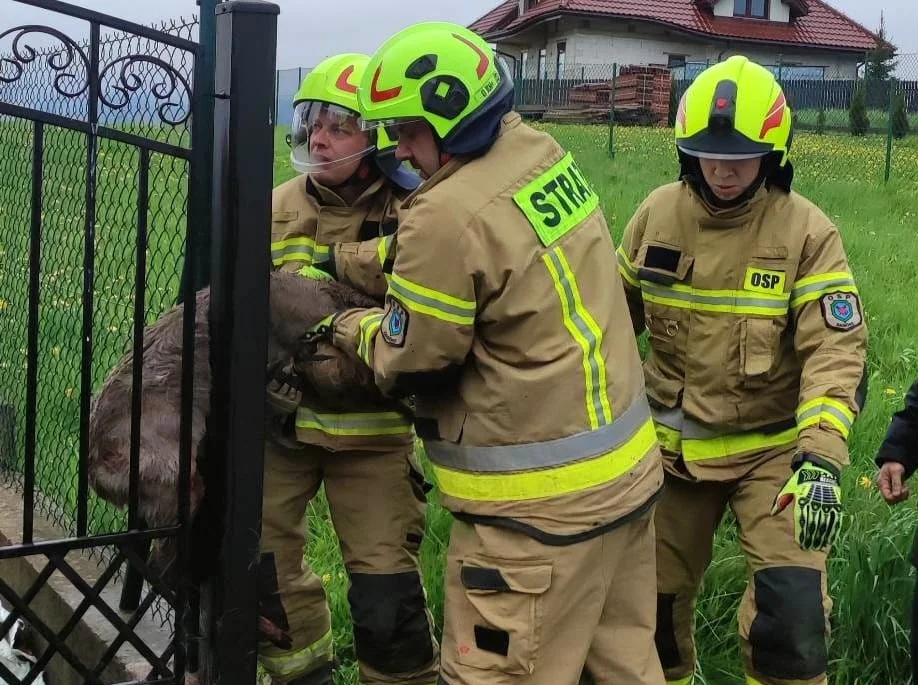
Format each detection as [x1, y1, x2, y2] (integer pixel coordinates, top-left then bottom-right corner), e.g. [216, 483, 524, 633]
[820, 292, 862, 331]
[381, 297, 408, 347]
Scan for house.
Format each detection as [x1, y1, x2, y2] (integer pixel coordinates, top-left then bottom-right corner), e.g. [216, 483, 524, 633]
[469, 0, 885, 81]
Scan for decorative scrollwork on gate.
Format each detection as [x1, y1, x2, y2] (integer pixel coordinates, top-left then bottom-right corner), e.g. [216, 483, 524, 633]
[98, 55, 192, 126]
[0, 25, 193, 127]
[0, 25, 91, 97]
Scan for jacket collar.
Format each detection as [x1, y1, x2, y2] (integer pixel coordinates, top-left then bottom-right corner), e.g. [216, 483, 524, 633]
[305, 174, 387, 209]
[403, 112, 523, 206]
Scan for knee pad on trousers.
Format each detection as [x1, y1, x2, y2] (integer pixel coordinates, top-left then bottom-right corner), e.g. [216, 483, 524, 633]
[655, 593, 683, 670]
[748, 567, 827, 680]
[348, 571, 435, 674]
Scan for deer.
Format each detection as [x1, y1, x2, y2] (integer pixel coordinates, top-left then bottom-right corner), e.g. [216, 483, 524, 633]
[86, 271, 391, 574]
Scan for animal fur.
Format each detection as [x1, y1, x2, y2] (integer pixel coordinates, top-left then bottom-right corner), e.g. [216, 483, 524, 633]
[86, 271, 382, 567]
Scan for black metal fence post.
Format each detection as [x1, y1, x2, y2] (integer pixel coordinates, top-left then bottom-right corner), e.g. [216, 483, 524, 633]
[198, 2, 278, 683]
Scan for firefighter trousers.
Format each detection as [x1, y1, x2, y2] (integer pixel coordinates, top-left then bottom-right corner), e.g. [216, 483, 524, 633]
[256, 435, 439, 685]
[438, 509, 665, 685]
[653, 448, 831, 685]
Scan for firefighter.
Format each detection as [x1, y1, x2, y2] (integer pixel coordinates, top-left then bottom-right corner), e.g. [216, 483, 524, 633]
[313, 21, 666, 685]
[875, 378, 918, 684]
[258, 53, 439, 685]
[616, 55, 868, 685]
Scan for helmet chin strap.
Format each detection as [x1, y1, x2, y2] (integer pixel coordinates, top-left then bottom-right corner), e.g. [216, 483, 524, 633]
[330, 156, 377, 193]
[678, 150, 784, 211]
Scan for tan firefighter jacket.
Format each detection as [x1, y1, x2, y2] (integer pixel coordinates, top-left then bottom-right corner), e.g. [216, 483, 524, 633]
[333, 112, 663, 541]
[617, 180, 867, 479]
[270, 174, 412, 451]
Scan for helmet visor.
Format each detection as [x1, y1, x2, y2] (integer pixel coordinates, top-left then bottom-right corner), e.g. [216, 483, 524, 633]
[359, 116, 425, 141]
[290, 101, 376, 173]
[677, 146, 770, 161]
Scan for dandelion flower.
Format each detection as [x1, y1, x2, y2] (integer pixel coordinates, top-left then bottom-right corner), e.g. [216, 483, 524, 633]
[885, 388, 897, 396]
[321, 573, 331, 584]
[858, 476, 873, 489]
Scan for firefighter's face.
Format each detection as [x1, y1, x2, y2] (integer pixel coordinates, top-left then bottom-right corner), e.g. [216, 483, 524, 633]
[698, 156, 762, 201]
[308, 109, 372, 186]
[393, 121, 441, 179]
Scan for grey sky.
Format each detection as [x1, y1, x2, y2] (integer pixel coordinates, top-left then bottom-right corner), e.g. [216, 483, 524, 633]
[3, 0, 916, 70]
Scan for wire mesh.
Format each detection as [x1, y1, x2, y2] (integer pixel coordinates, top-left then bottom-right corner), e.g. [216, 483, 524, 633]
[478, 55, 918, 185]
[0, 12, 200, 640]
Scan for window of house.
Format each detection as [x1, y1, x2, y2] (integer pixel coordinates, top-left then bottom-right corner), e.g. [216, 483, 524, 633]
[734, 0, 768, 18]
[520, 50, 529, 77]
[667, 54, 687, 68]
[538, 47, 547, 79]
[556, 41, 566, 78]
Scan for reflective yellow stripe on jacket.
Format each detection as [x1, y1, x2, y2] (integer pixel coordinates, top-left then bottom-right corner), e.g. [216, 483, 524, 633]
[796, 396, 855, 439]
[616, 247, 790, 316]
[618, 248, 859, 319]
[789, 272, 857, 309]
[616, 245, 640, 288]
[387, 273, 476, 326]
[357, 313, 384, 366]
[651, 406, 797, 461]
[271, 235, 331, 267]
[425, 396, 656, 501]
[295, 407, 412, 437]
[543, 246, 612, 428]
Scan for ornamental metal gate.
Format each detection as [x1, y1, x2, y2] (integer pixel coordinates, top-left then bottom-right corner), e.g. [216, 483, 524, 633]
[0, 1, 278, 683]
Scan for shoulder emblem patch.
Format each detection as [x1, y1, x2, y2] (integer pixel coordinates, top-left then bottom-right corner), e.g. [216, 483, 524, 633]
[381, 296, 409, 347]
[820, 292, 862, 331]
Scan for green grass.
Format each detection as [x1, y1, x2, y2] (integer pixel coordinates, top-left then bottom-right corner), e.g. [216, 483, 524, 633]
[0, 119, 191, 533]
[793, 107, 918, 134]
[2, 120, 917, 683]
[279, 124, 918, 685]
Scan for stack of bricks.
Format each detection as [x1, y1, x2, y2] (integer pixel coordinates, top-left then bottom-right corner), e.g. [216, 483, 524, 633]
[566, 64, 673, 126]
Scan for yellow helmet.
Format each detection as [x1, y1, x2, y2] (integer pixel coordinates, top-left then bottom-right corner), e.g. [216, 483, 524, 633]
[290, 53, 374, 174]
[675, 55, 793, 166]
[290, 53, 419, 189]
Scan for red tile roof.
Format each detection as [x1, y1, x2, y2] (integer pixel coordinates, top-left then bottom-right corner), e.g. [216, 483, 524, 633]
[468, 0, 882, 53]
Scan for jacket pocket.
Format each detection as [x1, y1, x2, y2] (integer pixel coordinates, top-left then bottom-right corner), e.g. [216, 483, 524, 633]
[455, 560, 553, 674]
[272, 210, 298, 223]
[739, 318, 780, 387]
[635, 243, 694, 355]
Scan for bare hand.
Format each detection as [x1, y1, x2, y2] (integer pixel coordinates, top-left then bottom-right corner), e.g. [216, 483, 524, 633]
[877, 462, 910, 504]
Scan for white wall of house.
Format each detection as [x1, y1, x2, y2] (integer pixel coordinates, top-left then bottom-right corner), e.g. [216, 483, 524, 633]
[499, 16, 861, 80]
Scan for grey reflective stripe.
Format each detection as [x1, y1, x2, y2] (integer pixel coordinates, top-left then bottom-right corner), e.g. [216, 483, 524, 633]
[545, 248, 610, 426]
[796, 405, 820, 423]
[650, 405, 731, 440]
[424, 396, 650, 473]
[790, 276, 855, 301]
[387, 277, 476, 320]
[650, 405, 683, 431]
[797, 403, 853, 431]
[642, 282, 788, 312]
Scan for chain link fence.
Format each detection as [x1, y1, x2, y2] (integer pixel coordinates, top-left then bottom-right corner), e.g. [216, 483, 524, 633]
[501, 54, 918, 184]
[0, 12, 200, 631]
